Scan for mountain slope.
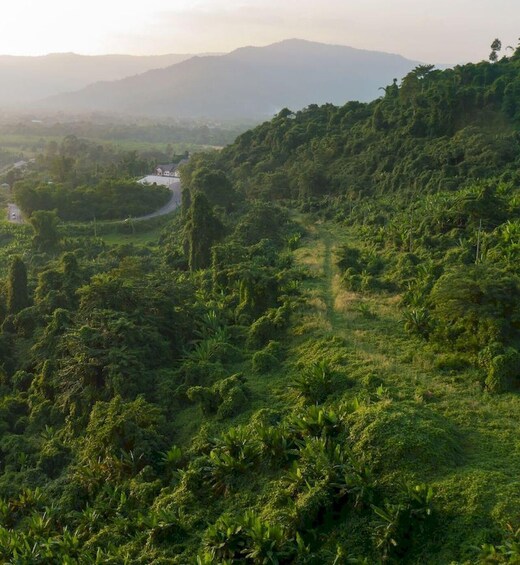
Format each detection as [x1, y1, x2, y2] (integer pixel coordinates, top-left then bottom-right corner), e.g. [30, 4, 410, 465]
[39, 39, 423, 120]
[0, 53, 212, 107]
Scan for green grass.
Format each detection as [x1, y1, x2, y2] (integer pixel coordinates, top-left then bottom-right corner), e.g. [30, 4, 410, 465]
[286, 214, 520, 562]
[98, 228, 162, 246]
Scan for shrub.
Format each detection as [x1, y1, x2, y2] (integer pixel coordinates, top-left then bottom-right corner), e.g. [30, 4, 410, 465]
[252, 350, 278, 374]
[218, 384, 248, 419]
[336, 244, 363, 272]
[484, 348, 520, 393]
[373, 483, 434, 561]
[178, 360, 226, 387]
[434, 353, 471, 372]
[203, 511, 295, 563]
[402, 307, 431, 339]
[341, 267, 363, 292]
[187, 374, 249, 419]
[478, 523, 520, 564]
[256, 424, 291, 464]
[252, 340, 282, 374]
[13, 307, 42, 338]
[38, 438, 71, 478]
[430, 265, 520, 351]
[286, 405, 343, 439]
[348, 402, 461, 476]
[11, 371, 34, 392]
[247, 305, 290, 349]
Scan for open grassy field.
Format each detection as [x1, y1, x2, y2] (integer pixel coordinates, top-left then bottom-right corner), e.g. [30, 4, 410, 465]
[0, 132, 220, 157]
[287, 214, 520, 561]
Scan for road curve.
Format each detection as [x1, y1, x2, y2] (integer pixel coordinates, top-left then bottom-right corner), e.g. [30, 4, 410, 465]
[134, 179, 182, 221]
[4, 180, 181, 226]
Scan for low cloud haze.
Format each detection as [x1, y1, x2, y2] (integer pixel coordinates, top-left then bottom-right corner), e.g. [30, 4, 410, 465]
[1, 0, 519, 63]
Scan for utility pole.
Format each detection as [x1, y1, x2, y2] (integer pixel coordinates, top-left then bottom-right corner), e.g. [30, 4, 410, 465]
[126, 216, 135, 234]
[475, 219, 482, 263]
[408, 205, 414, 253]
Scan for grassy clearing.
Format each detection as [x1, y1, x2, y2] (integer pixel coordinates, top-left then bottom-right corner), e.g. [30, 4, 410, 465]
[287, 215, 520, 562]
[98, 228, 162, 246]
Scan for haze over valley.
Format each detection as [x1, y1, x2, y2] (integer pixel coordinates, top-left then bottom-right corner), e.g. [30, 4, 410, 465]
[0, 53, 206, 107]
[3, 40, 424, 121]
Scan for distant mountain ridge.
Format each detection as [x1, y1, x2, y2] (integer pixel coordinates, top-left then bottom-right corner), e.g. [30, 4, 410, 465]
[0, 53, 219, 107]
[38, 39, 424, 120]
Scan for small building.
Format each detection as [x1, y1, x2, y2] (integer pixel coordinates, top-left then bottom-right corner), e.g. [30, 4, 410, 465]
[155, 164, 177, 177]
[155, 158, 189, 178]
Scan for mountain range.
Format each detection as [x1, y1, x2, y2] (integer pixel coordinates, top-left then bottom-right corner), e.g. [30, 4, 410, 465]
[0, 53, 213, 107]
[8, 40, 425, 121]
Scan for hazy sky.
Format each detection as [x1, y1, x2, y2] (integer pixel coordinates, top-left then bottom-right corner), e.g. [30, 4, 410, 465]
[2, 0, 519, 63]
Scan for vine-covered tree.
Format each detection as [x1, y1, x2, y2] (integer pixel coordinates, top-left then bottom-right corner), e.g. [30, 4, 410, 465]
[6, 256, 29, 315]
[30, 210, 60, 251]
[186, 192, 224, 270]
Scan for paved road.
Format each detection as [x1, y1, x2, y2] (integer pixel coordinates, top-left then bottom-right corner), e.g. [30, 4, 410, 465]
[4, 180, 181, 226]
[135, 178, 182, 221]
[7, 203, 23, 224]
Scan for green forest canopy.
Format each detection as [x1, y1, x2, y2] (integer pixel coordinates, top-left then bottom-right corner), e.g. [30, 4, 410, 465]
[0, 40, 517, 563]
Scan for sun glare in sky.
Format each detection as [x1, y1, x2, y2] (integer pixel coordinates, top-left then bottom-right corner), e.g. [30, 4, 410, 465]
[1, 0, 519, 62]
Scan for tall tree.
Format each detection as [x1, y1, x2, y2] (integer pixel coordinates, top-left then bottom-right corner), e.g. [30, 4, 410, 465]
[30, 210, 60, 251]
[186, 192, 224, 271]
[7, 256, 29, 315]
[489, 38, 502, 62]
[191, 167, 235, 211]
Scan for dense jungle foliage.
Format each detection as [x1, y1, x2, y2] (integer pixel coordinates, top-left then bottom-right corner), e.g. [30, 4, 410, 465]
[0, 42, 518, 563]
[9, 136, 172, 221]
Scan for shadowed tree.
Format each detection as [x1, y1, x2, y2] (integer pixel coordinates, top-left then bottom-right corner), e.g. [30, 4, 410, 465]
[186, 192, 224, 271]
[7, 256, 29, 315]
[489, 38, 502, 62]
[191, 167, 236, 211]
[30, 210, 60, 251]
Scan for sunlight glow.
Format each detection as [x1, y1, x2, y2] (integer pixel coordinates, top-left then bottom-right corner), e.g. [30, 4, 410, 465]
[0, 0, 518, 62]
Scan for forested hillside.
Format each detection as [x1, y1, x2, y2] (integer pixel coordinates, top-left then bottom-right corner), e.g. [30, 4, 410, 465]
[0, 42, 518, 563]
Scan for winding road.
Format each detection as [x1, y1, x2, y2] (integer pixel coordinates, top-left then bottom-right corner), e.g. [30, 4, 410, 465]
[5, 178, 182, 225]
[135, 178, 182, 221]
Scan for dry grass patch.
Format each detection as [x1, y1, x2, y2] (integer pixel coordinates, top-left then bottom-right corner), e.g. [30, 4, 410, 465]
[291, 314, 332, 336]
[332, 274, 359, 314]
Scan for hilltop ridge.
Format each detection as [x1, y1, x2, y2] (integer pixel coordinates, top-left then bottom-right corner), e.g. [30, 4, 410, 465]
[37, 39, 423, 119]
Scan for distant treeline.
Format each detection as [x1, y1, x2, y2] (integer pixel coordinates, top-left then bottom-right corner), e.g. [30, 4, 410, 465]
[0, 120, 249, 149]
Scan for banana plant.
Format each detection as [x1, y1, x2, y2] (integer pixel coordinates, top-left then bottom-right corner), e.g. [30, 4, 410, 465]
[290, 360, 334, 404]
[402, 307, 431, 339]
